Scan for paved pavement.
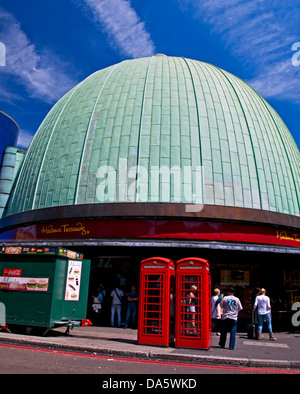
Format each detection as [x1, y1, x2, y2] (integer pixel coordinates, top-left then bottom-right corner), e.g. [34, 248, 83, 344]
[0, 325, 299, 371]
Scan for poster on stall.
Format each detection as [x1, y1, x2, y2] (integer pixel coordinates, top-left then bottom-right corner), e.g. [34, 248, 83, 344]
[65, 260, 82, 301]
[0, 276, 49, 291]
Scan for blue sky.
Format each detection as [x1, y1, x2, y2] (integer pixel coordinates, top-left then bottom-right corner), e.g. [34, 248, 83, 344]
[0, 0, 299, 149]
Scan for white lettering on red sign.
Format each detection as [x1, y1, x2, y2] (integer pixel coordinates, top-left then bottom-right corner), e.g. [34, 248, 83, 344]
[3, 269, 22, 277]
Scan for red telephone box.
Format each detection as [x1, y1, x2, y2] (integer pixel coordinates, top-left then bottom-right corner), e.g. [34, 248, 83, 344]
[175, 257, 211, 349]
[138, 257, 175, 347]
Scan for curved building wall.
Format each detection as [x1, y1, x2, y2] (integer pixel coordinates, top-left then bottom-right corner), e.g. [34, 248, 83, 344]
[0, 110, 19, 164]
[4, 56, 299, 220]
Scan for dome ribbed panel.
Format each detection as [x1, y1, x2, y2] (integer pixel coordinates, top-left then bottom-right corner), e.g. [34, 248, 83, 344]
[33, 68, 114, 209]
[263, 101, 300, 215]
[186, 60, 258, 208]
[87, 58, 150, 203]
[222, 70, 300, 215]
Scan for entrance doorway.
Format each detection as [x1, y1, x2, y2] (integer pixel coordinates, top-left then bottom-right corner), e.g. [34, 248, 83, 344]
[87, 255, 141, 327]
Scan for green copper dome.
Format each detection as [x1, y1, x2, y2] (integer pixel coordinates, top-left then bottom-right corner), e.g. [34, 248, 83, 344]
[4, 56, 300, 217]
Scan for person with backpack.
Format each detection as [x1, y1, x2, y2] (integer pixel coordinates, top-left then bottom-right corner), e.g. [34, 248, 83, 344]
[110, 285, 124, 327]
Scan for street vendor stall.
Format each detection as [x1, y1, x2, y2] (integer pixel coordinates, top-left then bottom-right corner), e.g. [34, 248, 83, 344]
[0, 246, 91, 335]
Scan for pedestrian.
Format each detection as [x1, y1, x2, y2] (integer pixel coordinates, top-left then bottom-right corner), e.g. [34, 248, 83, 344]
[91, 291, 101, 323]
[110, 285, 124, 327]
[91, 283, 106, 325]
[211, 288, 222, 335]
[219, 286, 243, 350]
[124, 285, 139, 328]
[188, 285, 197, 332]
[97, 282, 106, 309]
[253, 288, 277, 341]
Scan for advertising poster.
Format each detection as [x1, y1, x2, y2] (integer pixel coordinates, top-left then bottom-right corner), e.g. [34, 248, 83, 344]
[0, 276, 49, 291]
[65, 260, 82, 301]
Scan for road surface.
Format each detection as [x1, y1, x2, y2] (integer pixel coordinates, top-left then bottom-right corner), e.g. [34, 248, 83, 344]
[0, 342, 298, 376]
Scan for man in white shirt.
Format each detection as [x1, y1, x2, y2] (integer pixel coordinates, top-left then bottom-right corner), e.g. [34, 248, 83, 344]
[110, 286, 124, 327]
[219, 287, 243, 350]
[253, 288, 277, 341]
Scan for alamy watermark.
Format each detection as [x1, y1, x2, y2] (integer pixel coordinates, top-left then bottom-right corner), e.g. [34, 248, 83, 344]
[291, 42, 300, 67]
[291, 302, 300, 327]
[0, 42, 6, 67]
[95, 158, 204, 212]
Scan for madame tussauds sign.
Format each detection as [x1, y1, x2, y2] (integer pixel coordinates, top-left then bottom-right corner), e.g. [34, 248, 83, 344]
[42, 222, 90, 236]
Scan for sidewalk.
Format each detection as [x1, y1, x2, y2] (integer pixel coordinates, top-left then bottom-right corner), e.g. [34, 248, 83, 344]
[0, 325, 299, 370]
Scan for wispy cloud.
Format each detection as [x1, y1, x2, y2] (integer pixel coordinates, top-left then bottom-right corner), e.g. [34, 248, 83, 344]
[178, 0, 300, 102]
[247, 59, 300, 103]
[0, 8, 76, 103]
[78, 0, 155, 58]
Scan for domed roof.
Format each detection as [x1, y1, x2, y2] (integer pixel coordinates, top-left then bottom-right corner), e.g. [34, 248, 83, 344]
[4, 56, 300, 218]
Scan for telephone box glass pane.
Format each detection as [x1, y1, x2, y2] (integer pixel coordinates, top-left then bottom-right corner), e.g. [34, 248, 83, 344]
[180, 275, 202, 338]
[143, 274, 163, 335]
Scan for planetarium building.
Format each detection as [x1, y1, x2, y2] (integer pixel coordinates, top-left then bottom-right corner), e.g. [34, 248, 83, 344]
[0, 55, 299, 327]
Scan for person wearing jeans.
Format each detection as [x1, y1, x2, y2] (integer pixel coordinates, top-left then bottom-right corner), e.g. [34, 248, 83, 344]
[125, 285, 139, 328]
[219, 318, 238, 350]
[219, 287, 243, 350]
[253, 288, 277, 341]
[111, 304, 121, 327]
[110, 287, 124, 327]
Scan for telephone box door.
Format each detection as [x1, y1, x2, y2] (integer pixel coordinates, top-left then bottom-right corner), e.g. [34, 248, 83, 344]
[138, 257, 175, 347]
[175, 257, 211, 349]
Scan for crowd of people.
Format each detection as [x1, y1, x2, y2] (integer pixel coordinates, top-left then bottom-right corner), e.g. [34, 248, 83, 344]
[90, 279, 277, 351]
[91, 282, 139, 329]
[211, 286, 277, 350]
